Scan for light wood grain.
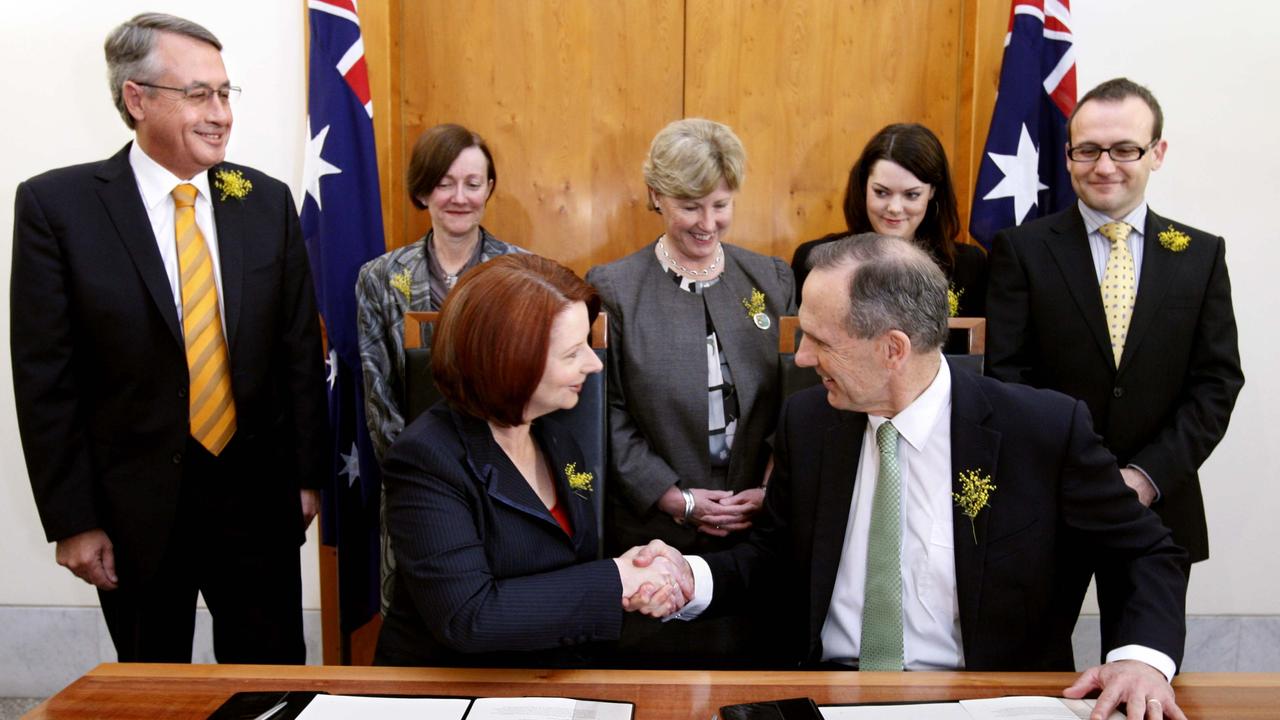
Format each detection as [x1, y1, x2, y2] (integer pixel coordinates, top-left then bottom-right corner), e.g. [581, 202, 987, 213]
[26, 665, 1280, 720]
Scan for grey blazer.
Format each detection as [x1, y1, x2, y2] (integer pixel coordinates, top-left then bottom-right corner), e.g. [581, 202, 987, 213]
[587, 242, 796, 551]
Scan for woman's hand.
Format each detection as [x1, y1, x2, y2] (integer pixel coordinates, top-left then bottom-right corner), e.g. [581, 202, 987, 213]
[614, 551, 687, 618]
[695, 487, 765, 536]
[656, 486, 732, 528]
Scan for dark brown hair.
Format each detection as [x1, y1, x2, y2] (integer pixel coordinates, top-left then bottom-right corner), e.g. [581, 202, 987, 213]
[1068, 77, 1164, 144]
[432, 254, 600, 427]
[842, 123, 961, 272]
[406, 124, 496, 210]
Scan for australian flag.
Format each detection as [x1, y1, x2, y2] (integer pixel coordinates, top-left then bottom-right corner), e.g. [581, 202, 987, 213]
[300, 0, 385, 640]
[970, 0, 1077, 249]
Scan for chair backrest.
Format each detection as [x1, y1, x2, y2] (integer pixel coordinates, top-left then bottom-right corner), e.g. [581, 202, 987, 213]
[402, 310, 610, 557]
[777, 315, 822, 400]
[775, 316, 987, 398]
[945, 317, 986, 375]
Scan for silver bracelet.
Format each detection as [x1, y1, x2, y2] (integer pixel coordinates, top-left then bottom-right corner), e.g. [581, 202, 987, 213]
[680, 488, 696, 525]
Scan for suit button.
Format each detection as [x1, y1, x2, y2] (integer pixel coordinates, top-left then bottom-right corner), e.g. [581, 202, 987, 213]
[1113, 387, 1124, 398]
[178, 387, 187, 398]
[172, 452, 183, 464]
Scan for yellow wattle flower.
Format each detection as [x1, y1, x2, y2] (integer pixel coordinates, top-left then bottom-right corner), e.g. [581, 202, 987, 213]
[213, 168, 253, 201]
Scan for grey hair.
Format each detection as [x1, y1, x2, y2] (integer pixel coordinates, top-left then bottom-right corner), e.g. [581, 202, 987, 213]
[643, 118, 745, 209]
[807, 232, 950, 351]
[104, 13, 222, 129]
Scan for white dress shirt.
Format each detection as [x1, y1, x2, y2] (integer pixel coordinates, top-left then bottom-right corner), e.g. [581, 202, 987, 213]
[820, 358, 961, 669]
[129, 142, 226, 328]
[1079, 199, 1147, 290]
[680, 355, 1176, 680]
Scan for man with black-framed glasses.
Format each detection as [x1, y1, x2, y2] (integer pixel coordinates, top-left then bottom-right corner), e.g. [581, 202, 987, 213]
[11, 12, 327, 664]
[986, 77, 1243, 600]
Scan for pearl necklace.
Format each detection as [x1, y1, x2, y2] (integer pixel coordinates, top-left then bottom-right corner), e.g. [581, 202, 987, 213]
[658, 236, 723, 278]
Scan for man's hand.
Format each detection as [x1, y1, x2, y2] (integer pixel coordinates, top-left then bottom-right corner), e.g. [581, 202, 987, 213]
[1064, 659, 1185, 720]
[1120, 468, 1157, 507]
[300, 489, 320, 531]
[55, 529, 118, 590]
[626, 539, 695, 602]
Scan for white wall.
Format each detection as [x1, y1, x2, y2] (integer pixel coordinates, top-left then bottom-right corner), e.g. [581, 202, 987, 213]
[1071, 1, 1280, 613]
[0, 1, 316, 609]
[0, 1, 1277, 620]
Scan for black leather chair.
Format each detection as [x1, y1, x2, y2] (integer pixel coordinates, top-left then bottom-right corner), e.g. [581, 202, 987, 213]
[403, 311, 610, 557]
[775, 316, 987, 405]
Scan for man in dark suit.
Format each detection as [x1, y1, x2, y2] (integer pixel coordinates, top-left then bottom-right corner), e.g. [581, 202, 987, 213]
[10, 13, 327, 663]
[985, 78, 1243, 572]
[635, 234, 1189, 719]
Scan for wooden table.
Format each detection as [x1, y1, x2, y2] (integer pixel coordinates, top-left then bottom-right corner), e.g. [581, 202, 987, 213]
[25, 664, 1280, 719]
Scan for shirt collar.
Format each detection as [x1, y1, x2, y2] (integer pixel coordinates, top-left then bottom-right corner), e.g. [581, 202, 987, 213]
[129, 142, 214, 212]
[868, 355, 952, 453]
[1078, 198, 1148, 237]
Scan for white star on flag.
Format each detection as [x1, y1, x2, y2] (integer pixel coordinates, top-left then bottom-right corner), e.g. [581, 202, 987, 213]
[325, 348, 338, 391]
[339, 442, 360, 488]
[982, 123, 1050, 225]
[302, 117, 342, 211]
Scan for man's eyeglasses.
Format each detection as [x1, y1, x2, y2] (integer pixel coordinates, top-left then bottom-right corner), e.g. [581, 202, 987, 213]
[135, 82, 242, 105]
[1067, 140, 1158, 163]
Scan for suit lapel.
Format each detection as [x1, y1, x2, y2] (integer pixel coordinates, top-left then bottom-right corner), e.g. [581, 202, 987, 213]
[96, 145, 182, 344]
[1120, 210, 1178, 373]
[1044, 209, 1114, 366]
[536, 420, 595, 555]
[208, 166, 245, 349]
[809, 412, 865, 645]
[947, 362, 1001, 665]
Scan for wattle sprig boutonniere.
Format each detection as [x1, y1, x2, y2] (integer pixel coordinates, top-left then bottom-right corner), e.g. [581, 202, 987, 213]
[390, 267, 413, 303]
[213, 168, 253, 201]
[947, 285, 963, 318]
[741, 287, 771, 330]
[953, 468, 996, 544]
[564, 462, 594, 497]
[1158, 226, 1191, 253]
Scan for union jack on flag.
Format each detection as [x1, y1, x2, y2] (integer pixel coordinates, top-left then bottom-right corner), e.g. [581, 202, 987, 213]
[969, 0, 1077, 249]
[300, 0, 386, 639]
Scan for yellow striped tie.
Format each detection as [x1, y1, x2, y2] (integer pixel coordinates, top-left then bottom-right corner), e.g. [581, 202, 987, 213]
[173, 184, 236, 455]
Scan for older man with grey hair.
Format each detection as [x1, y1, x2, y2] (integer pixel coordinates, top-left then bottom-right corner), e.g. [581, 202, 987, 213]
[11, 13, 327, 663]
[635, 234, 1190, 719]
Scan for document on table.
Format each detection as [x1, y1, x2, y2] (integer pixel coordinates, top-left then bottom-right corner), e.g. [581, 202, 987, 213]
[292, 694, 632, 720]
[819, 696, 1123, 720]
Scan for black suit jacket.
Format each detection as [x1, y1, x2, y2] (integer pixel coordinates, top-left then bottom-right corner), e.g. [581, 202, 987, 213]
[703, 361, 1187, 671]
[375, 404, 624, 667]
[11, 144, 329, 583]
[985, 207, 1243, 562]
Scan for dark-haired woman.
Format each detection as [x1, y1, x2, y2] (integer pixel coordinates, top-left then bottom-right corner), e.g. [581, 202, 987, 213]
[791, 123, 988, 317]
[374, 254, 682, 667]
[357, 123, 526, 464]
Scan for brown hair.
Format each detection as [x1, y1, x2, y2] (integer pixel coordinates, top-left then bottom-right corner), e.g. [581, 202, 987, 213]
[842, 123, 961, 272]
[1068, 77, 1164, 144]
[406, 123, 496, 210]
[431, 254, 600, 426]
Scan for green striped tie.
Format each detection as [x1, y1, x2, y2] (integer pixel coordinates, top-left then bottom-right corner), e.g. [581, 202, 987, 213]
[861, 420, 903, 671]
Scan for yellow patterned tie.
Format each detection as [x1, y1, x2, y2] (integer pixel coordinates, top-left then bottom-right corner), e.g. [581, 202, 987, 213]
[173, 184, 236, 455]
[1099, 221, 1136, 366]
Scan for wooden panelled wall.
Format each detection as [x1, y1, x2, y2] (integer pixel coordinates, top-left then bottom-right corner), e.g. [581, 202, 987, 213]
[331, 0, 1010, 664]
[358, 0, 1009, 274]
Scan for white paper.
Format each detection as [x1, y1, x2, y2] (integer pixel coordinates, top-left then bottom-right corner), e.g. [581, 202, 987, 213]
[467, 696, 632, 720]
[960, 697, 1120, 720]
[294, 694, 470, 720]
[819, 697, 1120, 720]
[820, 703, 972, 719]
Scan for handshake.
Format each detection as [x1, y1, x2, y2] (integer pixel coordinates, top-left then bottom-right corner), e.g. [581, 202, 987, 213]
[611, 540, 696, 618]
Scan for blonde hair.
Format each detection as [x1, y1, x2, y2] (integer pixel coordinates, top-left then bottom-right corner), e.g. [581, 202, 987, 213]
[643, 118, 745, 209]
